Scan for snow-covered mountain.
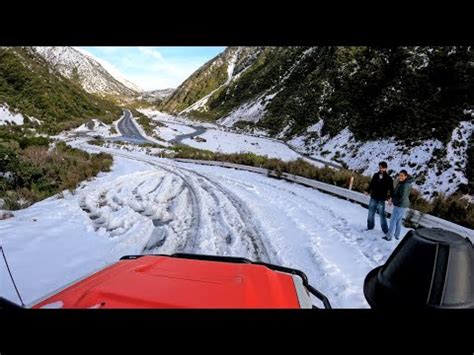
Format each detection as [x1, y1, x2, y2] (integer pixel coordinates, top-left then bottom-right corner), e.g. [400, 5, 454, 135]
[138, 88, 174, 104]
[33, 47, 140, 98]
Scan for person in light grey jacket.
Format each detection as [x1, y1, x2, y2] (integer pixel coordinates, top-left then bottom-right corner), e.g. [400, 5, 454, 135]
[383, 170, 416, 241]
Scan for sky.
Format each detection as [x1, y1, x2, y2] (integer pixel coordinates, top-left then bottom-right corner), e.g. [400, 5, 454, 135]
[78, 47, 226, 91]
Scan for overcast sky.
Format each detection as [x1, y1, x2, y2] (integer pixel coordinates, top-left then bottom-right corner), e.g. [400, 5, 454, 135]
[78, 47, 226, 91]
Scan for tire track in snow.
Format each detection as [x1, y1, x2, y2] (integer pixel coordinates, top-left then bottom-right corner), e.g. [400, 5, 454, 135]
[74, 143, 393, 307]
[173, 165, 276, 263]
[145, 160, 275, 262]
[79, 144, 277, 263]
[224, 174, 384, 267]
[197, 171, 381, 307]
[142, 162, 202, 253]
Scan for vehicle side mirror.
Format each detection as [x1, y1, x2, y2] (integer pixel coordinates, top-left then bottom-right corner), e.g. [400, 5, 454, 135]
[364, 228, 474, 309]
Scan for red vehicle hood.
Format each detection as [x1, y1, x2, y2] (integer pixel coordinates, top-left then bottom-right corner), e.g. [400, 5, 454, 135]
[32, 255, 302, 308]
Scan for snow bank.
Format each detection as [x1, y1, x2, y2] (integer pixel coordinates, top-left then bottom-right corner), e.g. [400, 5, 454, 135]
[0, 157, 156, 305]
[138, 108, 324, 167]
[138, 108, 217, 128]
[73, 119, 116, 137]
[154, 122, 196, 142]
[289, 120, 474, 198]
[0, 104, 24, 125]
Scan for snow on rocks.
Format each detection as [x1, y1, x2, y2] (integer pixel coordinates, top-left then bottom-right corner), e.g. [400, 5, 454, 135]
[73, 119, 115, 137]
[178, 49, 240, 116]
[289, 120, 474, 198]
[226, 49, 238, 83]
[34, 47, 139, 96]
[28, 117, 42, 125]
[423, 120, 474, 196]
[0, 210, 14, 220]
[0, 104, 24, 125]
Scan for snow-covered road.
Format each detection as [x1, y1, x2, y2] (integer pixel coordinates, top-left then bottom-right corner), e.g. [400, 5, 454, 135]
[0, 146, 408, 308]
[139, 109, 327, 167]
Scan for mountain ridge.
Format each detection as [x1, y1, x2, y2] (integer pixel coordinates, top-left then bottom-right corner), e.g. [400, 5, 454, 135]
[33, 46, 140, 99]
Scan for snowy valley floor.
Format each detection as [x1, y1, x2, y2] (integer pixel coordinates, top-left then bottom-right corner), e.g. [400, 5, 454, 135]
[0, 146, 409, 308]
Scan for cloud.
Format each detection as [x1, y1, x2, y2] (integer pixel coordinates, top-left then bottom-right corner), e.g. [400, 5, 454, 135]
[138, 47, 165, 61]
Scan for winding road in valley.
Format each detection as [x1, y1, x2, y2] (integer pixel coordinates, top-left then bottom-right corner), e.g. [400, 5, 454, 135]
[169, 125, 207, 144]
[118, 109, 343, 169]
[111, 110, 154, 144]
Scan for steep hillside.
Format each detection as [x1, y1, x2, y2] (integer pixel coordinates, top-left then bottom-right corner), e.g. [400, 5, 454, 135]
[168, 47, 473, 141]
[159, 47, 263, 115]
[0, 47, 121, 134]
[159, 46, 474, 197]
[0, 47, 119, 210]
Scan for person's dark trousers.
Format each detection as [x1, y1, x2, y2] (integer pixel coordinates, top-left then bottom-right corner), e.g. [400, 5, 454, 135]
[367, 197, 388, 233]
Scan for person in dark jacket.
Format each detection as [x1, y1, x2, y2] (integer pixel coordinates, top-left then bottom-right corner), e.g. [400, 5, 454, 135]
[364, 161, 394, 233]
[383, 169, 416, 241]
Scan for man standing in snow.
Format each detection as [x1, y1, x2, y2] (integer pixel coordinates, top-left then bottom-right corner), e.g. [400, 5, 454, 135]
[364, 162, 394, 234]
[383, 170, 416, 241]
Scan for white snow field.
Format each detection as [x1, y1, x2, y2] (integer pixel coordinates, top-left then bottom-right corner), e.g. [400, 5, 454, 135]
[138, 109, 324, 167]
[182, 129, 303, 161]
[0, 145, 408, 308]
[155, 122, 196, 141]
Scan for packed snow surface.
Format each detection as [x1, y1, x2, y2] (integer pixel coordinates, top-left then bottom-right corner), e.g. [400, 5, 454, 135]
[0, 144, 408, 308]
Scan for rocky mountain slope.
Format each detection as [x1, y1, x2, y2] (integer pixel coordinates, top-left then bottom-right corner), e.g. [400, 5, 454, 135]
[33, 46, 140, 99]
